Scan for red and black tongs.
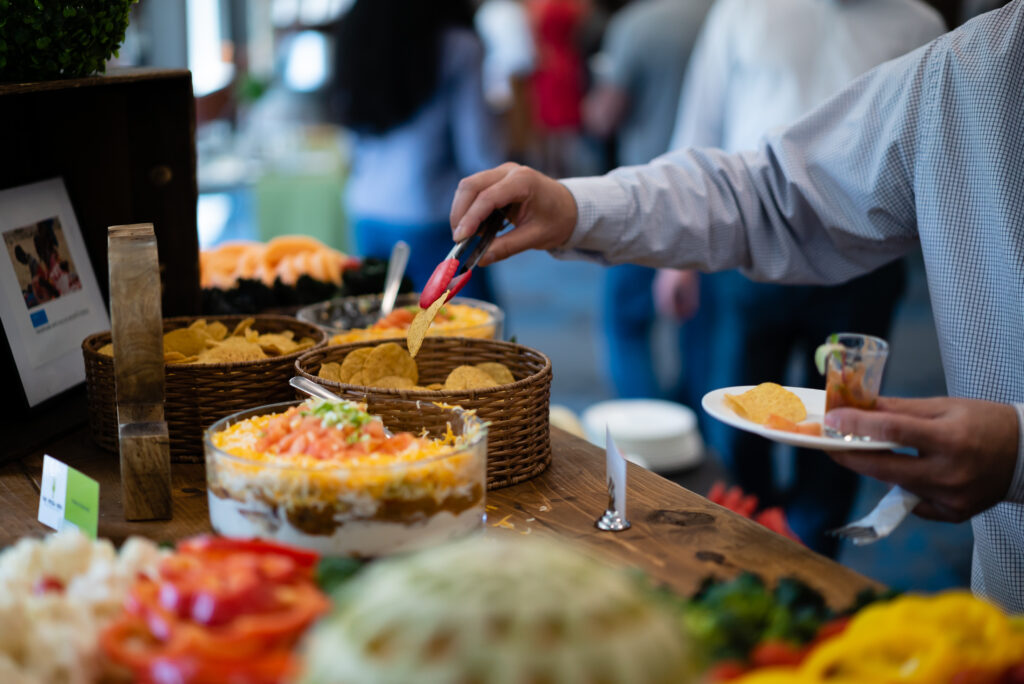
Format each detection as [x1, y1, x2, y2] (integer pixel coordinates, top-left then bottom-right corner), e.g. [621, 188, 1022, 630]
[419, 209, 509, 309]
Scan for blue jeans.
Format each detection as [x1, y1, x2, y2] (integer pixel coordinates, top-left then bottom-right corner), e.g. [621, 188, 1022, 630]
[678, 260, 906, 557]
[352, 217, 495, 303]
[602, 264, 665, 398]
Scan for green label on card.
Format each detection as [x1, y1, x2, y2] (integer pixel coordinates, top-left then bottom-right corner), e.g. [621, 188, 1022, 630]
[38, 455, 99, 538]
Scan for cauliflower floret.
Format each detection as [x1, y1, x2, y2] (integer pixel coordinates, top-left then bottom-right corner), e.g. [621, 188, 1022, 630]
[0, 530, 164, 684]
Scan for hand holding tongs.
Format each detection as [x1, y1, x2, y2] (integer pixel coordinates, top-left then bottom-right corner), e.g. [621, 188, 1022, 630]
[419, 208, 509, 309]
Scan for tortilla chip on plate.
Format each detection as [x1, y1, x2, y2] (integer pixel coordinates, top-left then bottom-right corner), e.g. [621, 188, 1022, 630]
[724, 382, 806, 425]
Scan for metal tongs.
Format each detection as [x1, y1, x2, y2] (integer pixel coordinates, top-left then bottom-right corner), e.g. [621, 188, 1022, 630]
[419, 209, 508, 309]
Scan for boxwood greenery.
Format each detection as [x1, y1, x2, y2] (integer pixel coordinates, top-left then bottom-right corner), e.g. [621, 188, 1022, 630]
[0, 0, 138, 82]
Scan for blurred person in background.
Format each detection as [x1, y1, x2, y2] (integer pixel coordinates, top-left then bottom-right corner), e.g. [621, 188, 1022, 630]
[582, 0, 713, 398]
[654, 0, 945, 556]
[475, 0, 537, 162]
[527, 0, 588, 176]
[331, 0, 503, 300]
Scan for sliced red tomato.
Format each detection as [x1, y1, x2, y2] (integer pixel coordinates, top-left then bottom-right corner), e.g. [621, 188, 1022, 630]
[749, 640, 808, 668]
[176, 536, 318, 569]
[103, 536, 326, 684]
[101, 613, 193, 672]
[706, 661, 749, 681]
[146, 648, 298, 684]
[812, 616, 851, 645]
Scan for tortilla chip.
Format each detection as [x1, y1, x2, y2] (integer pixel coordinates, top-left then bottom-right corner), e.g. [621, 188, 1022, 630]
[295, 336, 316, 351]
[318, 362, 344, 383]
[347, 370, 367, 386]
[407, 290, 450, 358]
[232, 317, 256, 337]
[97, 343, 114, 357]
[426, 383, 444, 391]
[198, 336, 267, 363]
[363, 342, 418, 385]
[374, 375, 416, 389]
[338, 347, 373, 383]
[257, 332, 299, 356]
[163, 328, 209, 357]
[206, 321, 229, 341]
[444, 365, 499, 391]
[725, 383, 806, 425]
[475, 362, 515, 385]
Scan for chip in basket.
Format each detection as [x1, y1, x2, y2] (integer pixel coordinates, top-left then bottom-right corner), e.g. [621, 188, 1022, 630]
[724, 383, 806, 425]
[317, 343, 517, 392]
[476, 362, 515, 385]
[318, 362, 344, 383]
[96, 318, 315, 365]
[163, 328, 208, 357]
[364, 342, 419, 385]
[339, 347, 374, 382]
[198, 336, 267, 363]
[445, 365, 500, 391]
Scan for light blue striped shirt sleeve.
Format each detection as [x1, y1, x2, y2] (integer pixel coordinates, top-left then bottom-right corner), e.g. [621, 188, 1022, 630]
[556, 0, 1024, 612]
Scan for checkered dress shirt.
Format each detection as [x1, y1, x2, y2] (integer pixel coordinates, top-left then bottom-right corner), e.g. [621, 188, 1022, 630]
[557, 1, 1024, 611]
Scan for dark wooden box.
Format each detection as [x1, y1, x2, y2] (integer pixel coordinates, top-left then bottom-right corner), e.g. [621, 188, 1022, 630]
[0, 68, 200, 459]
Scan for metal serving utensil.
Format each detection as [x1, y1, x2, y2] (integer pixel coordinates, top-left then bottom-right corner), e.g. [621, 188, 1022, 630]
[419, 208, 508, 309]
[379, 240, 410, 318]
[289, 376, 395, 436]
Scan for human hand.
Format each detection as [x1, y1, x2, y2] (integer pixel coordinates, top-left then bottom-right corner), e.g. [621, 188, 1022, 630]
[449, 163, 578, 266]
[652, 268, 700, 320]
[825, 397, 1020, 522]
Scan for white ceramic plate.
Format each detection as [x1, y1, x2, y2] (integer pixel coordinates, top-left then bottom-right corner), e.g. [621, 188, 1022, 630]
[581, 399, 704, 471]
[701, 385, 899, 451]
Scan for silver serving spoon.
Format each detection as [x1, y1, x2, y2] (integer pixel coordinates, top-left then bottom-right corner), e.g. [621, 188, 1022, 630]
[379, 240, 410, 317]
[290, 375, 344, 402]
[289, 376, 394, 436]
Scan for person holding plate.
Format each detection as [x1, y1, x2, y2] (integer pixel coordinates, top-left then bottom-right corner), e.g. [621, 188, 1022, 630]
[447, 2, 1024, 612]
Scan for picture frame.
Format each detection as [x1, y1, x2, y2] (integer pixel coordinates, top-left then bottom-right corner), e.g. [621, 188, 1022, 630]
[0, 178, 110, 408]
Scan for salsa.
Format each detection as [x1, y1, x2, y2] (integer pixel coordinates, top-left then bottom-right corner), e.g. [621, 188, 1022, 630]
[825, 364, 877, 413]
[254, 400, 418, 460]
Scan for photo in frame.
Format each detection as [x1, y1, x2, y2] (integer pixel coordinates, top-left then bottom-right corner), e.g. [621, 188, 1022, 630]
[0, 178, 110, 407]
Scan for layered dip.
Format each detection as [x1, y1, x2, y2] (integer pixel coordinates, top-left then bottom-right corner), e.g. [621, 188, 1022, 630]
[204, 398, 487, 557]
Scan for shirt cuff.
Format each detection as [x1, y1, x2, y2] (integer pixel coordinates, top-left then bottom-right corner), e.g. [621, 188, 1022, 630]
[548, 176, 632, 262]
[1006, 403, 1024, 504]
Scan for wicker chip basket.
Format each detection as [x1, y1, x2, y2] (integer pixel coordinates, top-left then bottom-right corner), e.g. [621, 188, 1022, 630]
[83, 315, 327, 462]
[295, 337, 552, 489]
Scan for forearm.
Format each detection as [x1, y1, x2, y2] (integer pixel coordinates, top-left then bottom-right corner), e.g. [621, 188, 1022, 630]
[556, 143, 915, 284]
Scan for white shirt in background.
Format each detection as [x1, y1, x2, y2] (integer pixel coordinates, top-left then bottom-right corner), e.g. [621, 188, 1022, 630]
[474, 0, 536, 110]
[669, 0, 946, 153]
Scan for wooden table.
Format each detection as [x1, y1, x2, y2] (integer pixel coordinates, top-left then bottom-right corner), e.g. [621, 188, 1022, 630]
[0, 425, 879, 608]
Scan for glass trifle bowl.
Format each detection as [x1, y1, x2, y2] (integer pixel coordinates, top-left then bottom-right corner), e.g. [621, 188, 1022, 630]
[203, 398, 487, 557]
[297, 292, 504, 345]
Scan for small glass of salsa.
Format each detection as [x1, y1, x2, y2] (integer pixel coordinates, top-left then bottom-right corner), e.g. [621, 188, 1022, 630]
[822, 333, 889, 440]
